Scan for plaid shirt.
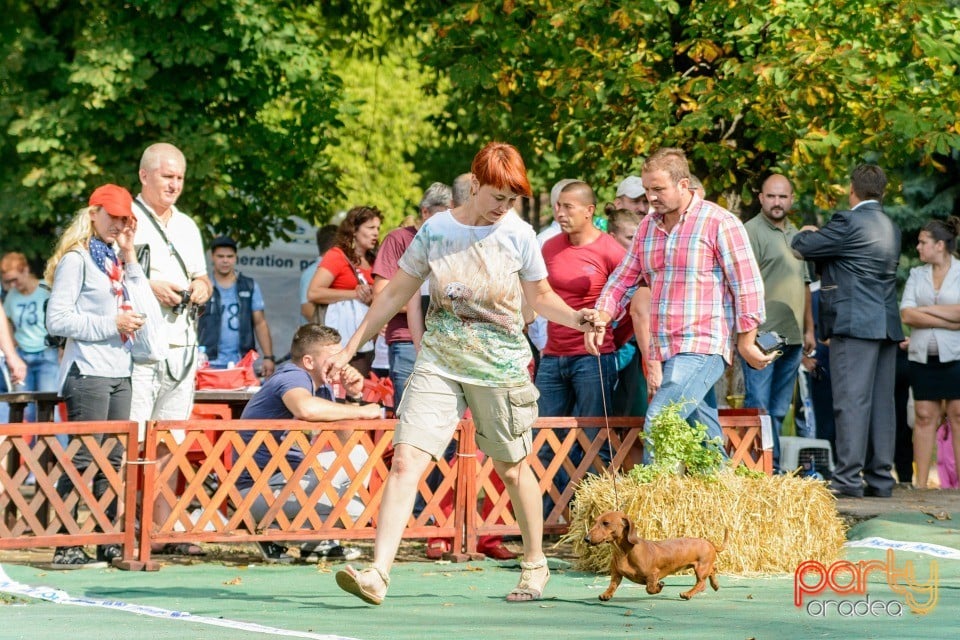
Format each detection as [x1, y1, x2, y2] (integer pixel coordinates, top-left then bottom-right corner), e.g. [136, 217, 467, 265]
[596, 195, 765, 364]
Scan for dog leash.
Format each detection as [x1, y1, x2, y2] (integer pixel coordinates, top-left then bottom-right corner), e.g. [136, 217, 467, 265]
[594, 331, 620, 509]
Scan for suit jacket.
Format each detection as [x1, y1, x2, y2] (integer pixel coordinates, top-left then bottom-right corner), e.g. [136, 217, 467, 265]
[791, 202, 904, 342]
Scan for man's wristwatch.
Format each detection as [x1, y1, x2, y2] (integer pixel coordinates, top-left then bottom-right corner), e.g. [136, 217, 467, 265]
[347, 394, 364, 403]
[262, 355, 275, 362]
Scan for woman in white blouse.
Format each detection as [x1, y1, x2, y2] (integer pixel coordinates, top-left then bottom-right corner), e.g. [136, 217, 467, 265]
[900, 216, 960, 489]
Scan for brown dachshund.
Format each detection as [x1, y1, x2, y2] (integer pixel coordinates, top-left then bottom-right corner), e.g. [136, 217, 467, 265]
[584, 510, 728, 601]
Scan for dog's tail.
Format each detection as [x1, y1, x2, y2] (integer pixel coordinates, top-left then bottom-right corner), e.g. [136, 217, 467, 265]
[713, 528, 729, 553]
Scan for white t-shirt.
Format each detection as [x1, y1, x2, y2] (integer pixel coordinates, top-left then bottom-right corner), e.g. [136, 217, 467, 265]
[527, 222, 561, 352]
[133, 197, 207, 347]
[399, 210, 546, 386]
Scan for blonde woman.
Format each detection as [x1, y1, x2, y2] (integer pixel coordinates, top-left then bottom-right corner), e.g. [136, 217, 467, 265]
[45, 184, 161, 567]
[900, 216, 960, 488]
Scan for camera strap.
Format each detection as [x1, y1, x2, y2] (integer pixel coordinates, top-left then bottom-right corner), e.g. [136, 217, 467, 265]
[133, 198, 191, 282]
[133, 198, 199, 385]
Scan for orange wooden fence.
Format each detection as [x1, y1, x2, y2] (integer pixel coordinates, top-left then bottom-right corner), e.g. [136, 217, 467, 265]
[0, 421, 139, 560]
[1, 412, 769, 570]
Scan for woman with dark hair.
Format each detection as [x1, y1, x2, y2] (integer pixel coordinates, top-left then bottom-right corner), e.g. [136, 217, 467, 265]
[325, 142, 601, 606]
[306, 206, 382, 376]
[901, 216, 960, 488]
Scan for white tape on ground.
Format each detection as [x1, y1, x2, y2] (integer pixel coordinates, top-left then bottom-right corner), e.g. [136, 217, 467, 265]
[844, 536, 960, 560]
[0, 564, 361, 640]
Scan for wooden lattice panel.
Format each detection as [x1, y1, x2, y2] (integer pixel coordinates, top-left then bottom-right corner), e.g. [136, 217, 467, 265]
[468, 413, 770, 543]
[140, 419, 463, 559]
[0, 421, 139, 555]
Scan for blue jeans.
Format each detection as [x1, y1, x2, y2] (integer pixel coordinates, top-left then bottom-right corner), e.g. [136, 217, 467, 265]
[644, 353, 726, 464]
[740, 344, 804, 472]
[536, 353, 617, 513]
[16, 347, 61, 424]
[536, 353, 618, 419]
[388, 341, 417, 408]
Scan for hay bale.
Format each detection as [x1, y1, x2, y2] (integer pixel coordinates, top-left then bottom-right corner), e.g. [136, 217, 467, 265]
[563, 471, 846, 575]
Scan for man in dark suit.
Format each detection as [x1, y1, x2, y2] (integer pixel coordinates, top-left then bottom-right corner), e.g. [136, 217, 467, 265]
[791, 164, 904, 498]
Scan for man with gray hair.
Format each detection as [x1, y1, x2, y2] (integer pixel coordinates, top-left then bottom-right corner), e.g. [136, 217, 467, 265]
[451, 173, 473, 208]
[535, 178, 577, 247]
[529, 178, 578, 353]
[372, 182, 452, 404]
[130, 141, 212, 556]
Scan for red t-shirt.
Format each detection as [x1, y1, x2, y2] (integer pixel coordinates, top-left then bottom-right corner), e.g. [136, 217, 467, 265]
[542, 232, 625, 356]
[319, 246, 373, 290]
[372, 226, 417, 343]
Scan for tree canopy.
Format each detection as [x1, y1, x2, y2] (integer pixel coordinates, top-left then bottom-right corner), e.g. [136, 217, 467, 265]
[1, 0, 344, 257]
[417, 0, 960, 220]
[325, 49, 451, 231]
[3, 0, 959, 263]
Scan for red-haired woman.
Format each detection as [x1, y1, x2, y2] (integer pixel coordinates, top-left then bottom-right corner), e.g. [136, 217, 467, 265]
[306, 206, 381, 376]
[325, 142, 601, 605]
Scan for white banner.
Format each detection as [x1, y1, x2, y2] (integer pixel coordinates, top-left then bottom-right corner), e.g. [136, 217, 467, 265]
[0, 564, 361, 640]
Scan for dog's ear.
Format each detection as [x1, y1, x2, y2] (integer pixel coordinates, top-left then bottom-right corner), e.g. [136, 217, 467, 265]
[624, 516, 640, 545]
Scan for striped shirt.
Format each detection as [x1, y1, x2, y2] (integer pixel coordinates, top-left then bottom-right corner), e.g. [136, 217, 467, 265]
[596, 195, 765, 364]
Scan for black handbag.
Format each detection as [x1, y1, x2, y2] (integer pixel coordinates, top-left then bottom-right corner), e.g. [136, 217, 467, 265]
[135, 243, 151, 274]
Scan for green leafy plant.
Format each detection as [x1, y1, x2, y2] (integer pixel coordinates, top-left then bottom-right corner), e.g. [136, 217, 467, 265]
[733, 464, 766, 479]
[628, 401, 724, 483]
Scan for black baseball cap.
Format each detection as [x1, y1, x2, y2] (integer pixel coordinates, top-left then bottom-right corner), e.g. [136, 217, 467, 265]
[210, 236, 237, 252]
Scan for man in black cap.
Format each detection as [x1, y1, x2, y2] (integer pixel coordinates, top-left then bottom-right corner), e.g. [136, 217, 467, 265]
[198, 236, 276, 377]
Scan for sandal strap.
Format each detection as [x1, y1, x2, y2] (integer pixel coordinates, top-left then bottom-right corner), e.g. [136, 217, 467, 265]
[368, 566, 391, 587]
[519, 557, 548, 571]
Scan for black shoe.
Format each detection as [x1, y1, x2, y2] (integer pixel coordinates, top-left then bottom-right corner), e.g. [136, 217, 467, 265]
[258, 542, 294, 564]
[52, 546, 108, 569]
[300, 541, 361, 562]
[864, 486, 892, 498]
[829, 486, 864, 499]
[97, 544, 122, 563]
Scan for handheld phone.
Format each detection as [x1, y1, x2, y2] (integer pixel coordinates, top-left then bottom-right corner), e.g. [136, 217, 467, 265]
[754, 330, 787, 365]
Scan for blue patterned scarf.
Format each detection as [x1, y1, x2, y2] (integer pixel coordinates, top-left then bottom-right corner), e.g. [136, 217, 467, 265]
[89, 237, 133, 349]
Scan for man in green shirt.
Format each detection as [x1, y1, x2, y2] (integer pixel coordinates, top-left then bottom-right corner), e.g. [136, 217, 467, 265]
[742, 174, 816, 472]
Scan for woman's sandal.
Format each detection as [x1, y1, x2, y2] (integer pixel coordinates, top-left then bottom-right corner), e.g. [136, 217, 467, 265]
[506, 557, 550, 602]
[335, 564, 390, 606]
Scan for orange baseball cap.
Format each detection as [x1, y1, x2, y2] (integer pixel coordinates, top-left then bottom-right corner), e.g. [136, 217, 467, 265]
[88, 184, 134, 218]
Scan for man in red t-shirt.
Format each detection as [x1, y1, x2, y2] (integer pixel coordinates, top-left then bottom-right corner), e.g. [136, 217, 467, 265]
[536, 181, 626, 510]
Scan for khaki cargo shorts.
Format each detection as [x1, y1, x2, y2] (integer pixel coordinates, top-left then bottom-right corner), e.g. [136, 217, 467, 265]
[394, 368, 539, 463]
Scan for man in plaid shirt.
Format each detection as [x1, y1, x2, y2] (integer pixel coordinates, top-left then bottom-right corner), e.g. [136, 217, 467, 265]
[588, 148, 775, 461]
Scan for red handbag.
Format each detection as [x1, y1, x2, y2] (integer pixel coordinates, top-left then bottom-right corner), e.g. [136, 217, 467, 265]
[195, 350, 261, 390]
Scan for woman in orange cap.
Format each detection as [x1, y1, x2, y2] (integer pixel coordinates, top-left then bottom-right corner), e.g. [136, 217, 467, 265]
[44, 184, 162, 568]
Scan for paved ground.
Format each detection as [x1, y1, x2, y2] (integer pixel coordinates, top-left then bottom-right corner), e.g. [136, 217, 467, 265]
[833, 485, 960, 518]
[3, 486, 959, 640]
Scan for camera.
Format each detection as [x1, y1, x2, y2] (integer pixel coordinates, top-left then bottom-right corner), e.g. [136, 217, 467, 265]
[755, 330, 787, 356]
[171, 289, 192, 316]
[45, 333, 67, 349]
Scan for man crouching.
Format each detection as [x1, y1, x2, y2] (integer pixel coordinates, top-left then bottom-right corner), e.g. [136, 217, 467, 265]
[238, 324, 382, 564]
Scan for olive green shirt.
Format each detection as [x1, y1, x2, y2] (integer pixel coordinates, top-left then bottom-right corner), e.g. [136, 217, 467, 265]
[744, 214, 809, 344]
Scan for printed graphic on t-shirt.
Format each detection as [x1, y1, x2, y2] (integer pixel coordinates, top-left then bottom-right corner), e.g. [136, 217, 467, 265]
[399, 211, 546, 385]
